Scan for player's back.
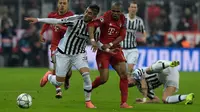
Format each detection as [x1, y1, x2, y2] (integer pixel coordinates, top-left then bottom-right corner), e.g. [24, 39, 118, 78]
[99, 11, 125, 45]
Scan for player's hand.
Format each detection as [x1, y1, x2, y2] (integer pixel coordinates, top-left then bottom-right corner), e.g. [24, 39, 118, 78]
[24, 17, 38, 24]
[136, 98, 143, 103]
[91, 40, 98, 52]
[136, 98, 147, 104]
[102, 44, 111, 50]
[106, 48, 120, 55]
[39, 34, 45, 43]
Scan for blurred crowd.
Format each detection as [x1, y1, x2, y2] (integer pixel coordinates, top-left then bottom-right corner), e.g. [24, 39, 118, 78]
[0, 0, 200, 67]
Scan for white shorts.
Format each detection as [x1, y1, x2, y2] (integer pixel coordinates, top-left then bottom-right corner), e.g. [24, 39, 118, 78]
[122, 49, 139, 64]
[158, 67, 180, 92]
[55, 51, 89, 77]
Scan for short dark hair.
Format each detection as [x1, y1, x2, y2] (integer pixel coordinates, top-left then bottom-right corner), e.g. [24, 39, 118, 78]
[129, 0, 138, 5]
[88, 4, 100, 16]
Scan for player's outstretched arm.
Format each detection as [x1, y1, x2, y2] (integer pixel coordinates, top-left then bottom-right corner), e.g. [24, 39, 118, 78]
[25, 17, 66, 24]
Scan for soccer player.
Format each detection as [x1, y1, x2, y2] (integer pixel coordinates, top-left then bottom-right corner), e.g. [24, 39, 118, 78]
[40, 0, 74, 98]
[121, 1, 146, 75]
[88, 2, 133, 108]
[128, 60, 195, 104]
[25, 4, 100, 108]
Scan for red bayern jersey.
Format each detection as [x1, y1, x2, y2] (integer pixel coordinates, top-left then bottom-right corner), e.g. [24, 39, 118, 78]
[40, 11, 74, 51]
[88, 10, 126, 48]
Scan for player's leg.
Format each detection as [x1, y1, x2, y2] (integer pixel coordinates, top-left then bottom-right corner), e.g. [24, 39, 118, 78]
[73, 53, 96, 108]
[40, 52, 71, 90]
[64, 68, 72, 90]
[146, 60, 180, 74]
[162, 86, 194, 104]
[92, 51, 110, 89]
[111, 51, 132, 108]
[162, 68, 194, 104]
[123, 49, 139, 86]
[40, 51, 63, 98]
[52, 53, 63, 98]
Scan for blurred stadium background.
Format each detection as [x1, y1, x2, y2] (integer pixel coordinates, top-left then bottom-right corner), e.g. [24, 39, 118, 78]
[0, 0, 200, 69]
[0, 0, 200, 112]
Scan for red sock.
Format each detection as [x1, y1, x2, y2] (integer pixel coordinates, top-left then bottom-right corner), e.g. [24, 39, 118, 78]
[92, 76, 101, 89]
[120, 78, 128, 104]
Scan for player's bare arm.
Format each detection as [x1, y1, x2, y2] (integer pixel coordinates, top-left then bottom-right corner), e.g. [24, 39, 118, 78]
[140, 78, 148, 103]
[88, 26, 98, 52]
[136, 96, 160, 103]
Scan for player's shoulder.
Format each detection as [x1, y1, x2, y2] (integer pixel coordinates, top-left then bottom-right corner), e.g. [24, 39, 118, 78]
[103, 10, 112, 17]
[65, 10, 74, 16]
[120, 13, 126, 18]
[47, 11, 57, 17]
[67, 14, 83, 21]
[135, 16, 144, 21]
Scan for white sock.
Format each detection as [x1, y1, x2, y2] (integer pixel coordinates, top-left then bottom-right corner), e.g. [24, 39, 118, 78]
[48, 74, 63, 87]
[165, 94, 187, 103]
[82, 72, 92, 101]
[150, 60, 171, 72]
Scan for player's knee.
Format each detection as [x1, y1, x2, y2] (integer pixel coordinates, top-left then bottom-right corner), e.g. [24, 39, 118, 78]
[119, 72, 128, 79]
[56, 76, 65, 82]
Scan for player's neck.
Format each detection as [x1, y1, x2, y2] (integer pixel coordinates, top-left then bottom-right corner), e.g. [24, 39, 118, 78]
[128, 13, 136, 19]
[58, 10, 68, 15]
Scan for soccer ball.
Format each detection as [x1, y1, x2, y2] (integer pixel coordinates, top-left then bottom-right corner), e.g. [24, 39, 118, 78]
[17, 93, 32, 108]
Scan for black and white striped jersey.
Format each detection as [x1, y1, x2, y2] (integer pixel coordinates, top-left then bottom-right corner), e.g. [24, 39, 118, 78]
[38, 15, 91, 55]
[133, 68, 162, 99]
[121, 14, 145, 49]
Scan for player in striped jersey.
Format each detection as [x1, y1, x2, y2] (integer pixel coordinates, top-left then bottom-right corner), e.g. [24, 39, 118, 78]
[128, 60, 194, 104]
[121, 1, 146, 77]
[25, 4, 100, 108]
[39, 0, 74, 99]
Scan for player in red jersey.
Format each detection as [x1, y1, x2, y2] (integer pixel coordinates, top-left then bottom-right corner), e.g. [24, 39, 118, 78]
[88, 2, 133, 108]
[40, 0, 74, 98]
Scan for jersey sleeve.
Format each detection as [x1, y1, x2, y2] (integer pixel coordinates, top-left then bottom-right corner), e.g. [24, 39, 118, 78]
[37, 15, 79, 25]
[133, 68, 146, 80]
[147, 89, 155, 99]
[88, 16, 105, 28]
[40, 13, 54, 35]
[138, 19, 145, 33]
[40, 24, 50, 35]
[119, 17, 126, 39]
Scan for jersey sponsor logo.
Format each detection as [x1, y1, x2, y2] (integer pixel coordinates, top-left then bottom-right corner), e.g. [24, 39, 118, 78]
[108, 27, 116, 35]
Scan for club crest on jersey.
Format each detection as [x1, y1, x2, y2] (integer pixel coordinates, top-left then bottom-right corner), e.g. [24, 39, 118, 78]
[100, 18, 104, 22]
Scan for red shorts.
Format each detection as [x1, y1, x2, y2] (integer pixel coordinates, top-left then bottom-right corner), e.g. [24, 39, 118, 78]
[96, 49, 126, 69]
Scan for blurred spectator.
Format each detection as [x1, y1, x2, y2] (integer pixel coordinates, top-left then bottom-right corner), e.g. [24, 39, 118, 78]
[177, 8, 193, 31]
[165, 38, 177, 47]
[0, 12, 16, 66]
[146, 30, 163, 47]
[18, 24, 41, 67]
[177, 36, 191, 48]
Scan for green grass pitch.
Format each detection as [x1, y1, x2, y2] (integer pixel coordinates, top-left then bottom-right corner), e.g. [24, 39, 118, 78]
[0, 68, 199, 112]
